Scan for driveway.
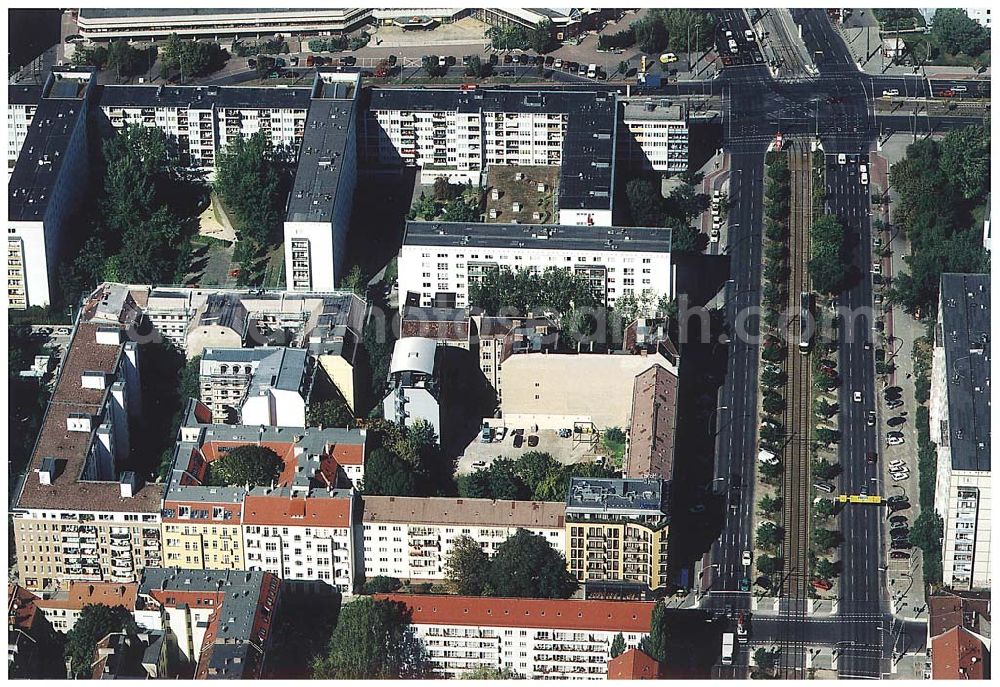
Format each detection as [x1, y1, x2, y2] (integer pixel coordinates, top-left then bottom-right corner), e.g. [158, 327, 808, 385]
[456, 429, 601, 475]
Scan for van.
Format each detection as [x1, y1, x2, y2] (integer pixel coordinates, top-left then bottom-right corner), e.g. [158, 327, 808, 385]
[814, 481, 835, 493]
[952, 85, 967, 92]
[758, 449, 779, 465]
[728, 38, 739, 52]
[587, 63, 598, 78]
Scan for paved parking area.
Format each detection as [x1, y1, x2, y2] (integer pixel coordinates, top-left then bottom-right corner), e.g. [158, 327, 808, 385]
[456, 429, 601, 475]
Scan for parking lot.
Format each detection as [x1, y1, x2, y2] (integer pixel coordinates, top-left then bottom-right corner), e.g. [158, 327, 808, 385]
[456, 428, 602, 475]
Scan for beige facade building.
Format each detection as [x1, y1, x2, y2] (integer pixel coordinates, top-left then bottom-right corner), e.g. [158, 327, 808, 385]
[565, 478, 671, 592]
[360, 496, 565, 582]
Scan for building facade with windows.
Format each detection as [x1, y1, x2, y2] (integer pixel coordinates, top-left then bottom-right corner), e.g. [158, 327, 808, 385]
[398, 221, 673, 311]
[377, 594, 653, 678]
[621, 98, 689, 174]
[7, 84, 41, 173]
[931, 273, 991, 590]
[564, 477, 671, 592]
[199, 346, 312, 427]
[360, 496, 565, 582]
[11, 287, 163, 592]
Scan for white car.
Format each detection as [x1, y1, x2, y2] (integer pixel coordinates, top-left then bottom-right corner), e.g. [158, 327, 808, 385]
[887, 435, 905, 446]
[742, 550, 753, 567]
[872, 262, 882, 275]
[710, 229, 720, 243]
[744, 29, 755, 41]
[888, 459, 907, 469]
[838, 153, 847, 165]
[882, 89, 900, 97]
[861, 171, 869, 185]
[890, 471, 909, 481]
[853, 391, 863, 403]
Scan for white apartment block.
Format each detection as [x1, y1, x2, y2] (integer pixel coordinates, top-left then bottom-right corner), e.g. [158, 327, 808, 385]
[242, 492, 357, 594]
[398, 221, 673, 311]
[7, 85, 40, 173]
[931, 274, 991, 590]
[360, 496, 565, 582]
[362, 88, 616, 226]
[198, 346, 310, 426]
[965, 7, 991, 27]
[283, 73, 361, 292]
[380, 594, 652, 679]
[622, 98, 689, 174]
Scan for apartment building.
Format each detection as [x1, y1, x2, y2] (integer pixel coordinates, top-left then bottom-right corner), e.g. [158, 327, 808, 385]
[621, 98, 689, 174]
[472, 8, 618, 40]
[77, 8, 373, 41]
[7, 84, 41, 172]
[931, 273, 991, 590]
[283, 73, 361, 292]
[34, 581, 137, 633]
[199, 347, 311, 426]
[398, 221, 673, 311]
[98, 84, 311, 170]
[501, 346, 679, 430]
[162, 401, 365, 593]
[8, 68, 95, 309]
[625, 364, 678, 479]
[470, 314, 558, 402]
[565, 477, 671, 592]
[362, 88, 617, 225]
[134, 568, 281, 679]
[382, 337, 444, 436]
[379, 594, 653, 678]
[8, 585, 50, 678]
[11, 288, 163, 592]
[400, 306, 472, 349]
[360, 496, 565, 582]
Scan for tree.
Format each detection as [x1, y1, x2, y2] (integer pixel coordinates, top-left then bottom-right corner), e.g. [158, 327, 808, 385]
[208, 445, 283, 487]
[307, 398, 355, 428]
[815, 428, 841, 446]
[638, 600, 668, 662]
[758, 495, 782, 515]
[617, 60, 630, 77]
[939, 125, 990, 200]
[813, 528, 842, 551]
[816, 558, 839, 579]
[72, 44, 109, 69]
[530, 20, 555, 53]
[756, 521, 784, 548]
[761, 368, 786, 387]
[610, 632, 626, 658]
[312, 597, 430, 679]
[624, 177, 666, 227]
[363, 576, 402, 594]
[213, 132, 283, 248]
[757, 554, 781, 575]
[363, 448, 417, 496]
[814, 398, 838, 418]
[759, 461, 783, 482]
[814, 499, 839, 519]
[64, 604, 135, 678]
[631, 12, 668, 54]
[910, 510, 943, 552]
[762, 395, 785, 415]
[932, 8, 989, 57]
[488, 529, 578, 598]
[809, 215, 847, 294]
[465, 54, 487, 78]
[754, 648, 778, 672]
[445, 536, 491, 595]
[812, 458, 840, 481]
[514, 451, 559, 494]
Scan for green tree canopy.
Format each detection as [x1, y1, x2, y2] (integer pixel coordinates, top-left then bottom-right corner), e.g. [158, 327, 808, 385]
[363, 448, 418, 496]
[813, 528, 842, 551]
[444, 535, 491, 595]
[939, 125, 990, 200]
[213, 132, 283, 248]
[610, 632, 627, 658]
[64, 604, 135, 678]
[756, 554, 781, 576]
[307, 397, 355, 428]
[208, 445, 283, 488]
[756, 521, 784, 548]
[312, 598, 430, 679]
[488, 529, 578, 598]
[363, 576, 403, 594]
[932, 8, 990, 57]
[461, 666, 522, 679]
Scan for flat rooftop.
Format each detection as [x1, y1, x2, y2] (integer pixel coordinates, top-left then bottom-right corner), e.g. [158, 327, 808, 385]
[98, 84, 312, 111]
[403, 221, 672, 253]
[622, 98, 686, 122]
[366, 87, 616, 211]
[362, 495, 565, 529]
[8, 98, 86, 222]
[938, 273, 990, 472]
[565, 477, 667, 515]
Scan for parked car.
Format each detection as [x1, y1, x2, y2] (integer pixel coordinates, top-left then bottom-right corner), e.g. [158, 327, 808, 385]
[495, 427, 508, 442]
[814, 481, 835, 494]
[887, 435, 905, 446]
[513, 434, 524, 448]
[558, 428, 572, 438]
[544, 55, 554, 66]
[553, 58, 563, 69]
[341, 55, 356, 66]
[886, 495, 908, 504]
[472, 460, 487, 469]
[527, 435, 539, 447]
[890, 528, 910, 538]
[890, 472, 909, 482]
[811, 579, 833, 591]
[889, 459, 907, 468]
[886, 398, 904, 410]
[890, 540, 912, 550]
[882, 89, 900, 97]
[890, 551, 911, 560]
[889, 515, 908, 526]
[289, 56, 299, 66]
[866, 451, 877, 464]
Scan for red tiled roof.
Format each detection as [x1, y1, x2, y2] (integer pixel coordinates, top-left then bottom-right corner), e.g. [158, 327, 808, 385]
[36, 581, 137, 612]
[8, 584, 41, 631]
[626, 364, 677, 480]
[931, 626, 988, 680]
[376, 594, 654, 633]
[242, 494, 351, 526]
[330, 442, 364, 465]
[608, 648, 661, 679]
[928, 590, 991, 639]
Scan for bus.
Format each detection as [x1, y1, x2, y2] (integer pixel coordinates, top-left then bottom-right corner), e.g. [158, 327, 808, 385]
[722, 632, 735, 665]
[799, 291, 814, 353]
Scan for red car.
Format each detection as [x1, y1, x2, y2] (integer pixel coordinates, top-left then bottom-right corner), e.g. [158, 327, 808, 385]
[229, 268, 241, 277]
[941, 89, 955, 97]
[811, 579, 833, 591]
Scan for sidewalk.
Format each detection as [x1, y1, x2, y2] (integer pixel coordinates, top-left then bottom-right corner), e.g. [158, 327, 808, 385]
[835, 22, 990, 78]
[697, 150, 731, 255]
[870, 141, 928, 623]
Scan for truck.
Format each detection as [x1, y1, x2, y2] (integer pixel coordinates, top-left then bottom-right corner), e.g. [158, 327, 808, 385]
[637, 72, 661, 90]
[721, 632, 735, 665]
